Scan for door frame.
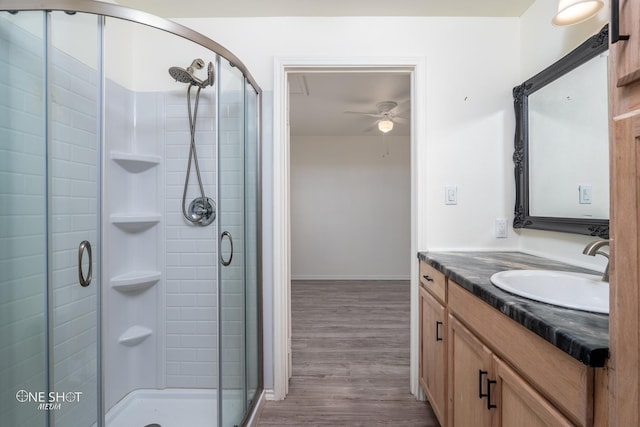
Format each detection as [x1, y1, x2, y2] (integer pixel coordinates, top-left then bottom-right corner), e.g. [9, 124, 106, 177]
[271, 56, 427, 400]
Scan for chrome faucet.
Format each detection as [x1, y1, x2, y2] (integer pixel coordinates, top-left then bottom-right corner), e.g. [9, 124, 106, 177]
[582, 239, 610, 282]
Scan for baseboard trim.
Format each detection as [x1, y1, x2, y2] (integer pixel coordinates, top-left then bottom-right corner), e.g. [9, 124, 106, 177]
[264, 388, 277, 401]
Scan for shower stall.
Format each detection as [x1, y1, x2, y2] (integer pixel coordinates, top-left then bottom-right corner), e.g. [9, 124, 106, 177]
[0, 1, 262, 426]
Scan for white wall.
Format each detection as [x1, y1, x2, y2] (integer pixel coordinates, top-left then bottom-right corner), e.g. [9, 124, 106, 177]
[169, 4, 610, 391]
[176, 15, 522, 390]
[517, 0, 610, 271]
[291, 135, 411, 280]
[105, 16, 216, 93]
[178, 16, 522, 248]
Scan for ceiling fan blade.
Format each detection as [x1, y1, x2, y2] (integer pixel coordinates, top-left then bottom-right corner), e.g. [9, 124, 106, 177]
[344, 111, 382, 118]
[391, 99, 411, 115]
[393, 116, 409, 124]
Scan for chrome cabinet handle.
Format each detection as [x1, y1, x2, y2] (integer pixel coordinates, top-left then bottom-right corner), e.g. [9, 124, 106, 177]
[78, 240, 92, 287]
[220, 231, 233, 266]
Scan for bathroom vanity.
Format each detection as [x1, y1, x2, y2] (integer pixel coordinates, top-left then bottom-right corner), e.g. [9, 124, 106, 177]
[417, 251, 609, 427]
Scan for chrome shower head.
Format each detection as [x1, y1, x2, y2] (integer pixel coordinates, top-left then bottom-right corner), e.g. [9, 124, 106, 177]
[168, 66, 195, 84]
[169, 58, 211, 87]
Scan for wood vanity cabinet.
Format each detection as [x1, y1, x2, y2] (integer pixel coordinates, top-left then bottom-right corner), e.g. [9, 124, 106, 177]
[609, 0, 640, 425]
[448, 316, 573, 427]
[611, 0, 640, 87]
[448, 315, 492, 427]
[419, 263, 447, 426]
[493, 356, 574, 427]
[418, 260, 603, 426]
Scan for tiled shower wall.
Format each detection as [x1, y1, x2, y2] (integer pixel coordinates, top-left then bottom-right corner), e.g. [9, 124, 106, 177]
[163, 88, 218, 388]
[104, 77, 220, 401]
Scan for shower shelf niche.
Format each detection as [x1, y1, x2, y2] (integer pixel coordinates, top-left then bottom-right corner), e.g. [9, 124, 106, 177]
[118, 326, 153, 347]
[111, 271, 161, 293]
[111, 151, 161, 173]
[110, 214, 161, 232]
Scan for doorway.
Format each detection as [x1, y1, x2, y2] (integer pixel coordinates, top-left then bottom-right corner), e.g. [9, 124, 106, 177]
[289, 71, 411, 280]
[272, 57, 427, 400]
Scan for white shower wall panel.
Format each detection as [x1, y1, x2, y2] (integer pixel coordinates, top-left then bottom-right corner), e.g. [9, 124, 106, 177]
[164, 89, 218, 389]
[104, 80, 166, 411]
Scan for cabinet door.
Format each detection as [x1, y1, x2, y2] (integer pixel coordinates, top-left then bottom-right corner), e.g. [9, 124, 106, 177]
[448, 315, 493, 427]
[612, 0, 640, 87]
[493, 357, 573, 427]
[420, 287, 446, 425]
[609, 110, 640, 426]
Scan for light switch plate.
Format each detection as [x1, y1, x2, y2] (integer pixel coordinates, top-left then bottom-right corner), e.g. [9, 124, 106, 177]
[445, 185, 457, 205]
[579, 184, 592, 204]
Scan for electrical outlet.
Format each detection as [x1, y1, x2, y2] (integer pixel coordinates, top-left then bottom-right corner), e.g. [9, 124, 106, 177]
[495, 218, 508, 238]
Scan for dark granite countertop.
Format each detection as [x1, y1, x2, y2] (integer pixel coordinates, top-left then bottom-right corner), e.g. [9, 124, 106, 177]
[418, 251, 609, 367]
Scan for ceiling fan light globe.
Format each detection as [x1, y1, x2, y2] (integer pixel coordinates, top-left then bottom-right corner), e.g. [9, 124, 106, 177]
[378, 119, 394, 133]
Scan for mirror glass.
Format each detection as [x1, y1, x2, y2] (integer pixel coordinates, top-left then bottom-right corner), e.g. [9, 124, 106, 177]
[513, 25, 609, 238]
[528, 53, 609, 219]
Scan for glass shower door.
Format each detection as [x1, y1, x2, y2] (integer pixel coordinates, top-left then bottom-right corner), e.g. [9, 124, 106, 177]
[218, 58, 246, 427]
[244, 79, 261, 415]
[49, 11, 101, 427]
[0, 11, 48, 427]
[0, 10, 101, 427]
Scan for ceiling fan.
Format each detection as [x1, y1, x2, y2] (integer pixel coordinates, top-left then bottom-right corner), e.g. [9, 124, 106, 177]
[344, 100, 409, 133]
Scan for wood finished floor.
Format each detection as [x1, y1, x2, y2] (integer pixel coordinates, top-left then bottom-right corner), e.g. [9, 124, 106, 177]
[256, 280, 439, 427]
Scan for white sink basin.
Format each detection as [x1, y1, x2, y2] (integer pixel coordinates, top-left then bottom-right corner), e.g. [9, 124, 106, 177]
[490, 270, 609, 314]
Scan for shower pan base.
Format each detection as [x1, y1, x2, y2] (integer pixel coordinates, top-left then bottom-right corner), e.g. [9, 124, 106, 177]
[105, 389, 217, 427]
[103, 388, 247, 427]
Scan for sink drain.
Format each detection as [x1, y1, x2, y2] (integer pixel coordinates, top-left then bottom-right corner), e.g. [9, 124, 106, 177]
[144, 424, 161, 427]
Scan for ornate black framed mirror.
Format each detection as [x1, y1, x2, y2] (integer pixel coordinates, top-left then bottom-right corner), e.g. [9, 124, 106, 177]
[513, 25, 609, 238]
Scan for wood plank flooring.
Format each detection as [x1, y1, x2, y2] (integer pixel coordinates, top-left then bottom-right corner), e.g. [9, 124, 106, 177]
[256, 280, 439, 427]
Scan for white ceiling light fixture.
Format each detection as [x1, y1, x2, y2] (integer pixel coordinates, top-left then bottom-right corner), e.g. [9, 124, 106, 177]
[344, 100, 408, 134]
[378, 116, 394, 133]
[552, 0, 603, 26]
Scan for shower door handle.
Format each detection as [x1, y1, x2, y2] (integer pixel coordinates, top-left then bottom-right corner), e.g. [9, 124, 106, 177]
[78, 240, 92, 287]
[220, 231, 233, 266]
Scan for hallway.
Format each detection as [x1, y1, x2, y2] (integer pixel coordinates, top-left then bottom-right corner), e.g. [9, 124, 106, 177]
[257, 280, 438, 426]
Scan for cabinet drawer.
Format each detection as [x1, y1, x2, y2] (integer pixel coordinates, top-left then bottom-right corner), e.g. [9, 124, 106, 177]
[420, 261, 446, 303]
